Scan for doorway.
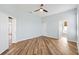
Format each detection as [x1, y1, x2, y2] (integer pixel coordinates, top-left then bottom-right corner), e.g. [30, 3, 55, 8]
[59, 20, 68, 43]
[8, 16, 16, 47]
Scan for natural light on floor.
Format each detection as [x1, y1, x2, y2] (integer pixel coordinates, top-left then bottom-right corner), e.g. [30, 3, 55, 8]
[59, 36, 68, 44]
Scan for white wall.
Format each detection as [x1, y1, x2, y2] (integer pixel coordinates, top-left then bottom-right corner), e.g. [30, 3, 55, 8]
[77, 6, 79, 43]
[41, 19, 47, 36]
[16, 13, 42, 42]
[0, 12, 9, 54]
[77, 5, 79, 54]
[43, 9, 77, 42]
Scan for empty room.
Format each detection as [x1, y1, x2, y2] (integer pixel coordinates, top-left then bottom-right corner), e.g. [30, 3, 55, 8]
[0, 4, 79, 55]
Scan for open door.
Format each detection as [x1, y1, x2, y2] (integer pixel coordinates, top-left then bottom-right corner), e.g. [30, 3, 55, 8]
[59, 20, 68, 43]
[8, 16, 16, 47]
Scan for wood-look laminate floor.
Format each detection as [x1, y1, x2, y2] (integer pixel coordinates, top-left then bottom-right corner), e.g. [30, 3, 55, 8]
[1, 36, 78, 55]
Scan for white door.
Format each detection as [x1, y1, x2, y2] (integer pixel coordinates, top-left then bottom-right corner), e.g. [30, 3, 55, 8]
[8, 17, 16, 47]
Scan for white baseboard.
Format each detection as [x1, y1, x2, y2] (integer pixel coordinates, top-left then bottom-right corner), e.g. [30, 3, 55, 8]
[43, 35, 58, 39]
[43, 35, 77, 43]
[68, 39, 77, 43]
[12, 35, 77, 43]
[12, 35, 41, 43]
[0, 48, 8, 54]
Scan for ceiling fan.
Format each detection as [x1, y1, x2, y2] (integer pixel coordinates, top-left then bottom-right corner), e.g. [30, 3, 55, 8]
[34, 4, 48, 12]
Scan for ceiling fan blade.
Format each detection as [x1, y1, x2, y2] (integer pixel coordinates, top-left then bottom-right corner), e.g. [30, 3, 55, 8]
[43, 9, 48, 12]
[34, 9, 40, 12]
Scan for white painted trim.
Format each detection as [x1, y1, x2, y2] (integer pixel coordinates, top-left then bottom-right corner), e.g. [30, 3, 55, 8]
[44, 35, 77, 43]
[43, 35, 58, 39]
[12, 35, 77, 43]
[12, 35, 41, 43]
[0, 49, 7, 54]
[68, 39, 77, 43]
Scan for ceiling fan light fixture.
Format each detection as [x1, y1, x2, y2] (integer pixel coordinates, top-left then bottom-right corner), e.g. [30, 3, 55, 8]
[33, 4, 48, 13]
[40, 8, 43, 12]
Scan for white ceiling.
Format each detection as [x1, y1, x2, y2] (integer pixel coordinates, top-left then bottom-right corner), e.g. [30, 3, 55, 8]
[0, 4, 77, 17]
